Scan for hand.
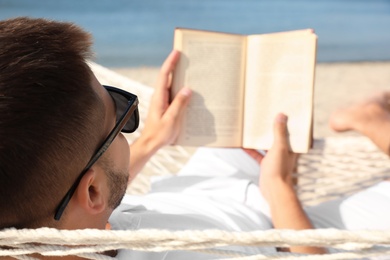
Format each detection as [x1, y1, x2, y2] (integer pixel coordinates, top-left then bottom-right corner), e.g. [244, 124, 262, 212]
[140, 50, 192, 151]
[244, 113, 298, 200]
[260, 113, 298, 184]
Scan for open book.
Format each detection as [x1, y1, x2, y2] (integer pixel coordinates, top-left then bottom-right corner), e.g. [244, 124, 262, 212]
[171, 28, 317, 153]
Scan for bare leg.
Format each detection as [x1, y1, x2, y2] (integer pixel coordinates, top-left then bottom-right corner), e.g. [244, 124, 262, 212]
[329, 91, 390, 156]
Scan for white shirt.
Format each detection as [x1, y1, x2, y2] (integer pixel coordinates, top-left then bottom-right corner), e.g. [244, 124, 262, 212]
[110, 176, 276, 259]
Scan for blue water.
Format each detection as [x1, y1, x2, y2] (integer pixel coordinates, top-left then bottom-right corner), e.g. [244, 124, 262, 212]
[1, 0, 390, 67]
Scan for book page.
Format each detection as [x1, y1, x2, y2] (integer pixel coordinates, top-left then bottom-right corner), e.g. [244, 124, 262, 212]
[172, 29, 246, 147]
[243, 31, 316, 153]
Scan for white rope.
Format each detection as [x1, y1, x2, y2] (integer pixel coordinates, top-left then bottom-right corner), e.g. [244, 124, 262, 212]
[3, 228, 390, 250]
[1, 228, 390, 259]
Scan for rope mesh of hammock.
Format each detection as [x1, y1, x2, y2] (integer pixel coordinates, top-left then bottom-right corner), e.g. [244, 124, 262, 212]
[91, 62, 390, 205]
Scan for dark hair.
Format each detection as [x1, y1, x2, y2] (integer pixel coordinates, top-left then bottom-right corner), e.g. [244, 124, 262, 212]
[0, 17, 104, 228]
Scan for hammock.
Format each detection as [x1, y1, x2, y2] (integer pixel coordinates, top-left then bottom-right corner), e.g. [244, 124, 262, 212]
[2, 62, 390, 259]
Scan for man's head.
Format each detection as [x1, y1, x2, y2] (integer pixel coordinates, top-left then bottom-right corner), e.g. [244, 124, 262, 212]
[0, 17, 131, 229]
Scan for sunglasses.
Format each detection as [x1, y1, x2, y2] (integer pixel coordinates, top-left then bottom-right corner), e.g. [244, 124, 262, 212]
[54, 85, 139, 221]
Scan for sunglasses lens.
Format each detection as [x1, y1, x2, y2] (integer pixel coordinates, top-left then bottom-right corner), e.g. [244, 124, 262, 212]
[109, 90, 139, 133]
[125, 107, 139, 133]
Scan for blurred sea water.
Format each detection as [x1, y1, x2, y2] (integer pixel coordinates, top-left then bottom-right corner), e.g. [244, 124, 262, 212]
[1, 0, 390, 67]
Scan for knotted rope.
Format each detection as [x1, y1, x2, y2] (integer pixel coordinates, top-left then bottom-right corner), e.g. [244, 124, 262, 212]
[1, 228, 390, 259]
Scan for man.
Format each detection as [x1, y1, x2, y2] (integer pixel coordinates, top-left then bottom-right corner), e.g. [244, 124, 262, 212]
[1, 17, 389, 259]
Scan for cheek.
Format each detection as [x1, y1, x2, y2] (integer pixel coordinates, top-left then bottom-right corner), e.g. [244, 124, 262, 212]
[110, 133, 130, 170]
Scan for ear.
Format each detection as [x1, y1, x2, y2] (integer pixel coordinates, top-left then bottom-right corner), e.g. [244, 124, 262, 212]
[73, 167, 108, 216]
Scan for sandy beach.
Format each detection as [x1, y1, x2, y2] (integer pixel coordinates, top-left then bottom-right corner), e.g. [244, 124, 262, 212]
[113, 62, 390, 138]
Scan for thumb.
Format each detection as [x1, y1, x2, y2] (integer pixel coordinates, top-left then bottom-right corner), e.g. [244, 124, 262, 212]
[272, 113, 289, 149]
[165, 87, 192, 118]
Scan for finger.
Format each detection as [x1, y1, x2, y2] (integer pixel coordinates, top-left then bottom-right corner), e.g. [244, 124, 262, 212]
[242, 148, 264, 164]
[164, 87, 192, 120]
[153, 50, 181, 109]
[157, 50, 180, 92]
[273, 113, 289, 149]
